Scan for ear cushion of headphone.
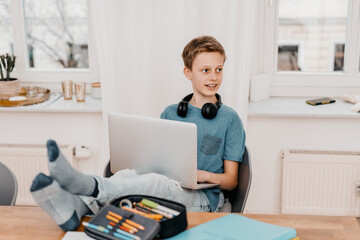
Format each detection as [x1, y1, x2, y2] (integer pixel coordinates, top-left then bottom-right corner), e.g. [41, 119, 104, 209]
[202, 103, 218, 119]
[177, 101, 188, 117]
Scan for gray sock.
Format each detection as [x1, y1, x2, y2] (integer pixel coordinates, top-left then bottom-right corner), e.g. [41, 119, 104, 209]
[46, 139, 96, 196]
[30, 173, 89, 231]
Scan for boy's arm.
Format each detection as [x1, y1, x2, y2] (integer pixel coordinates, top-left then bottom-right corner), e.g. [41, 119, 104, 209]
[197, 160, 238, 191]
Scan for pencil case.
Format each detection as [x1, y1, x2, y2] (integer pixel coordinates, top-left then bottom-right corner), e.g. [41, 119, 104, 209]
[112, 195, 188, 239]
[84, 195, 187, 240]
[84, 204, 160, 240]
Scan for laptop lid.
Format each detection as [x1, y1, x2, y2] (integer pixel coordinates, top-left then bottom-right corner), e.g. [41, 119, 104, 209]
[108, 112, 200, 189]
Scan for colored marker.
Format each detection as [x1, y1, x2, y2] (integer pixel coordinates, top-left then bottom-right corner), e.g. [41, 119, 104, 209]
[120, 225, 135, 234]
[141, 199, 180, 216]
[125, 218, 145, 231]
[116, 228, 141, 240]
[108, 210, 146, 230]
[106, 216, 137, 233]
[122, 222, 138, 232]
[135, 203, 173, 219]
[122, 206, 163, 220]
[113, 232, 134, 240]
[106, 214, 119, 223]
[82, 221, 110, 234]
[107, 224, 136, 240]
[108, 211, 123, 219]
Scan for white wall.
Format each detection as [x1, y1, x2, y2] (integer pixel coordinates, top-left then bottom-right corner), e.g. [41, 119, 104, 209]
[245, 115, 360, 214]
[0, 111, 103, 175]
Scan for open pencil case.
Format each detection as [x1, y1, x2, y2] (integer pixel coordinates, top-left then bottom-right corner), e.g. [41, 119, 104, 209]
[84, 195, 188, 240]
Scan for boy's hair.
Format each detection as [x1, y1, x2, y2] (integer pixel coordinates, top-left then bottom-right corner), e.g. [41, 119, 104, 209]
[182, 35, 226, 70]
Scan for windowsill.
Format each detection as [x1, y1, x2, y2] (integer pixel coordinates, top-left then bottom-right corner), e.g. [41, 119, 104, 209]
[0, 94, 102, 113]
[248, 97, 360, 118]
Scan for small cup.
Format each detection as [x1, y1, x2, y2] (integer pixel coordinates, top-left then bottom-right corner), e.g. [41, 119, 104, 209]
[34, 87, 45, 97]
[25, 86, 37, 98]
[91, 82, 101, 99]
[62, 80, 73, 100]
[75, 82, 86, 102]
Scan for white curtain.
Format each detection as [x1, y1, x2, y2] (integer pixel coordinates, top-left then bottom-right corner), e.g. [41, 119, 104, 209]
[89, 0, 258, 167]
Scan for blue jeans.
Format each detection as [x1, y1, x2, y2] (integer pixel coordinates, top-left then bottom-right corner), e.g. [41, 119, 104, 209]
[80, 169, 211, 214]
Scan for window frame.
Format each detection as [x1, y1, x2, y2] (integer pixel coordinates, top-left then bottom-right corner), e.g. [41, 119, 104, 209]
[261, 0, 360, 97]
[9, 0, 98, 83]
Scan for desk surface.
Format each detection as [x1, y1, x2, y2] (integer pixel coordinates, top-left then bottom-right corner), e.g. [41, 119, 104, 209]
[1, 206, 359, 240]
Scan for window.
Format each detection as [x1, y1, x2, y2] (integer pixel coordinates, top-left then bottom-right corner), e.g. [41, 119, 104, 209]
[0, 0, 96, 83]
[278, 0, 348, 72]
[24, 0, 89, 69]
[0, 0, 13, 55]
[262, 0, 360, 96]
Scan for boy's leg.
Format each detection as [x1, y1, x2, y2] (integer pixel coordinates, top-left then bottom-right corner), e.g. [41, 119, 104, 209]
[46, 139, 98, 196]
[44, 140, 210, 213]
[82, 172, 211, 214]
[30, 173, 89, 231]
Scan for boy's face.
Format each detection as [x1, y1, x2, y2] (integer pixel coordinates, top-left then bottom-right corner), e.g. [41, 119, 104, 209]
[184, 52, 224, 99]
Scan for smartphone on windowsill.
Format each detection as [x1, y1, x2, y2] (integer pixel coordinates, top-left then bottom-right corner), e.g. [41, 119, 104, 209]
[306, 97, 336, 106]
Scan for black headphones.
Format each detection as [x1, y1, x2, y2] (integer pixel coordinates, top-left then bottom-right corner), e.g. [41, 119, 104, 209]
[177, 93, 222, 119]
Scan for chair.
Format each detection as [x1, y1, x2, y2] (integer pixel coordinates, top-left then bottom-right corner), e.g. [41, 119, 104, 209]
[0, 162, 18, 206]
[223, 146, 252, 212]
[103, 146, 252, 213]
[103, 161, 113, 178]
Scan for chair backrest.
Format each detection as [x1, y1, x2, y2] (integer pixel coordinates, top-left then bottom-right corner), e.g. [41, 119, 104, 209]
[223, 146, 252, 212]
[104, 161, 113, 178]
[0, 162, 18, 206]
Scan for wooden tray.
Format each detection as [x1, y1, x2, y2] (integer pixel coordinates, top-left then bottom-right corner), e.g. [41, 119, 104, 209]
[0, 87, 51, 107]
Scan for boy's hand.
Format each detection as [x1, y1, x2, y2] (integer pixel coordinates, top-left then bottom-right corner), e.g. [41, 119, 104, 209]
[196, 160, 239, 190]
[197, 170, 211, 183]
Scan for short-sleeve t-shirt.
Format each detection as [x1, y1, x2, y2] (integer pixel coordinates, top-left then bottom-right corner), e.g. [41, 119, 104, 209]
[160, 103, 246, 211]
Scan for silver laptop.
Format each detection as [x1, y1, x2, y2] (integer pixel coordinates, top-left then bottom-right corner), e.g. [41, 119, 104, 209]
[108, 112, 219, 189]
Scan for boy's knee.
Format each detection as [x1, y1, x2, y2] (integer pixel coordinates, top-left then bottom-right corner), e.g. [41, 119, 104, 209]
[143, 173, 170, 185]
[112, 168, 139, 179]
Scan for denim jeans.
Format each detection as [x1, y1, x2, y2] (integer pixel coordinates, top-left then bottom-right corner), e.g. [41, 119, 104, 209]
[80, 169, 211, 214]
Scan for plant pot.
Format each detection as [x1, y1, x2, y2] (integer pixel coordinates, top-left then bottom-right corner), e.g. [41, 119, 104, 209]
[0, 78, 20, 99]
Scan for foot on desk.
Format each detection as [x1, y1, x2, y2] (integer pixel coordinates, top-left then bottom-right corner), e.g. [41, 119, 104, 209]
[30, 173, 89, 231]
[46, 139, 98, 197]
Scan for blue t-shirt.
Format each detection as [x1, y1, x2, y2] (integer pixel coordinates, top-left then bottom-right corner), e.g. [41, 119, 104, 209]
[160, 103, 246, 211]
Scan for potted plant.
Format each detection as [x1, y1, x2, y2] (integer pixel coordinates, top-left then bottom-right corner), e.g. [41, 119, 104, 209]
[0, 53, 20, 99]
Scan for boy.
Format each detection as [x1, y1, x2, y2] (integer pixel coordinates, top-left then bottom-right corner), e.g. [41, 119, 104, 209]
[30, 35, 245, 231]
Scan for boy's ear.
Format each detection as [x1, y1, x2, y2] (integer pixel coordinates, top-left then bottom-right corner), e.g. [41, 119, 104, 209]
[183, 67, 192, 80]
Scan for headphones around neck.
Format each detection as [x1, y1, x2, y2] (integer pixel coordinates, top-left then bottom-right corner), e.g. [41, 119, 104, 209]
[177, 93, 222, 119]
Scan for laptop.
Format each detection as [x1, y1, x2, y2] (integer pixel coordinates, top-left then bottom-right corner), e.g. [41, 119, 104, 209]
[108, 112, 219, 190]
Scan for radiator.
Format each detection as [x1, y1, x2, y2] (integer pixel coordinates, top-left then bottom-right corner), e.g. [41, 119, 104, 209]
[282, 149, 360, 216]
[0, 144, 74, 206]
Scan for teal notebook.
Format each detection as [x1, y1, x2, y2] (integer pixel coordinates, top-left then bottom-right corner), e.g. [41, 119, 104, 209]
[166, 214, 297, 240]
